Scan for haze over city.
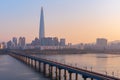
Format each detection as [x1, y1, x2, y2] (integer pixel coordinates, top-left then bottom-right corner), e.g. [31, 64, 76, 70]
[1, 0, 120, 44]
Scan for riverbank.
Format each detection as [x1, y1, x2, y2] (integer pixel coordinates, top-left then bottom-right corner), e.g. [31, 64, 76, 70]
[0, 49, 8, 54]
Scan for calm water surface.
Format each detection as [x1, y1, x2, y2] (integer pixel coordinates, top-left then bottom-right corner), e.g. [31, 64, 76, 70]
[1, 54, 120, 80]
[36, 53, 120, 78]
[0, 55, 49, 80]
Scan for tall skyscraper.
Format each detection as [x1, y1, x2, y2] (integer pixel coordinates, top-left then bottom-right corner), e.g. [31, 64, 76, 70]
[39, 7, 45, 40]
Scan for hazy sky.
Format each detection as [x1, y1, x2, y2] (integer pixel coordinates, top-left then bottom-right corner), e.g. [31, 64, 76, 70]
[1, 0, 120, 44]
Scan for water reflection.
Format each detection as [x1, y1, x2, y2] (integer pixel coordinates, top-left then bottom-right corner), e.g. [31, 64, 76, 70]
[36, 53, 120, 78]
[0, 55, 49, 80]
[95, 54, 108, 75]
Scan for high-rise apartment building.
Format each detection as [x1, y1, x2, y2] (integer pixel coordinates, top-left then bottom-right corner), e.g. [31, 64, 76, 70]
[18, 37, 26, 49]
[59, 38, 66, 46]
[96, 38, 107, 50]
[12, 37, 17, 47]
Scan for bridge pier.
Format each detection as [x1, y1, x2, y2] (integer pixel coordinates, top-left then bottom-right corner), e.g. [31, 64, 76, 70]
[33, 59, 35, 68]
[43, 63, 46, 76]
[25, 56, 27, 63]
[27, 57, 30, 65]
[48, 65, 53, 79]
[68, 71, 72, 80]
[31, 59, 33, 67]
[75, 73, 78, 80]
[55, 67, 58, 80]
[48, 65, 51, 77]
[30, 59, 32, 66]
[34, 60, 36, 69]
[26, 57, 28, 64]
[39, 62, 41, 72]
[36, 61, 39, 71]
[58, 68, 61, 80]
[50, 66, 53, 79]
[29, 58, 31, 66]
[64, 69, 67, 80]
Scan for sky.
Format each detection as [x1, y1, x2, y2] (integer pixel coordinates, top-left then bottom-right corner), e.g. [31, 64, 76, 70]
[0, 0, 120, 44]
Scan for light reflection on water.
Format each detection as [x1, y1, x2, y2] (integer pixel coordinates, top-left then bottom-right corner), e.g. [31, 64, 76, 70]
[36, 53, 120, 78]
[0, 55, 49, 80]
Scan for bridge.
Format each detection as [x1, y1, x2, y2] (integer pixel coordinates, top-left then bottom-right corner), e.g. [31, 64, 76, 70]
[10, 51, 120, 80]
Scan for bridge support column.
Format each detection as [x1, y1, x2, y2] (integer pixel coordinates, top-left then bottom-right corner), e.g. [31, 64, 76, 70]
[43, 63, 46, 76]
[28, 58, 31, 66]
[33, 59, 35, 68]
[48, 65, 53, 79]
[31, 59, 33, 67]
[25, 57, 27, 63]
[50, 66, 53, 79]
[30, 59, 32, 66]
[29, 58, 31, 65]
[91, 78, 94, 80]
[26, 57, 28, 64]
[64, 69, 67, 80]
[48, 65, 51, 77]
[39, 62, 41, 72]
[58, 68, 61, 80]
[68, 72, 72, 80]
[55, 67, 58, 80]
[75, 73, 78, 80]
[28, 58, 29, 64]
[48, 65, 52, 78]
[35, 60, 36, 69]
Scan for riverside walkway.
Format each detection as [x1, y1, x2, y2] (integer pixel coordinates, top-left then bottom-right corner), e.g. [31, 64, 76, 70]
[10, 51, 120, 80]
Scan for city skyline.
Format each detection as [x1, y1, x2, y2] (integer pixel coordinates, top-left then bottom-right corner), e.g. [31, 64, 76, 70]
[1, 0, 120, 44]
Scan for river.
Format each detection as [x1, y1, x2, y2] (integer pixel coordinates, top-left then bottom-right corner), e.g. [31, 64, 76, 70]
[0, 55, 49, 80]
[35, 53, 120, 78]
[1, 53, 120, 80]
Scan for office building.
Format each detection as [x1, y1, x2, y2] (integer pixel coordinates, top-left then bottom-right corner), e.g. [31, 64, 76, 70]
[59, 38, 66, 46]
[96, 38, 107, 50]
[12, 37, 17, 47]
[18, 37, 26, 49]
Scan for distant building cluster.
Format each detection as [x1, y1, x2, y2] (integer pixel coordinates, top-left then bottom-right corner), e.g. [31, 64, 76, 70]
[26, 37, 66, 50]
[70, 38, 120, 52]
[2, 37, 120, 51]
[31, 37, 65, 46]
[0, 37, 66, 50]
[6, 37, 26, 49]
[83, 38, 108, 51]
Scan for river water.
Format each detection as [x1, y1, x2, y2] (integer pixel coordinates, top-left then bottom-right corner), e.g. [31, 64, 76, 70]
[35, 53, 120, 78]
[1, 53, 120, 80]
[0, 55, 49, 80]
